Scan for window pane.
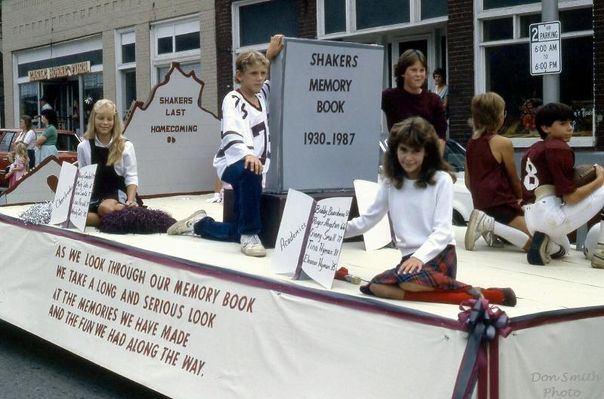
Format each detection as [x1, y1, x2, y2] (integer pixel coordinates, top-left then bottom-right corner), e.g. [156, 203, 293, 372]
[158, 37, 173, 54]
[324, 0, 346, 34]
[122, 43, 135, 63]
[484, 0, 538, 10]
[519, 14, 540, 38]
[83, 72, 104, 127]
[19, 82, 38, 119]
[421, 0, 447, 20]
[158, 63, 201, 82]
[356, 0, 409, 30]
[239, 0, 297, 47]
[561, 36, 593, 137]
[175, 31, 200, 52]
[560, 8, 593, 33]
[122, 69, 137, 116]
[485, 43, 543, 138]
[483, 18, 513, 41]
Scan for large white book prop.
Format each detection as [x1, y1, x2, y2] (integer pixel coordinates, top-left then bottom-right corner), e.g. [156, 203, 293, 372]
[49, 162, 96, 232]
[271, 189, 351, 289]
[353, 179, 393, 250]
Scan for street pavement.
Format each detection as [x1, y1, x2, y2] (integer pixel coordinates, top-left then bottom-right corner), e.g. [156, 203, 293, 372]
[0, 320, 170, 399]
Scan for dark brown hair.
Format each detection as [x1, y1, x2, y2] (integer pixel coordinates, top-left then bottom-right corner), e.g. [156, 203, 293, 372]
[384, 117, 455, 189]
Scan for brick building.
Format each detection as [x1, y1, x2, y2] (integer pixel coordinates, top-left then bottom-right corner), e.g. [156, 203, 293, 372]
[1, 0, 218, 130]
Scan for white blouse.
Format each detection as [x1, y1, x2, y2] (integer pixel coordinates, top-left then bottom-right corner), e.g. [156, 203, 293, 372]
[77, 137, 139, 187]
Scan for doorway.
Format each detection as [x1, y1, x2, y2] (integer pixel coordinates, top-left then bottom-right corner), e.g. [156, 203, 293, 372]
[41, 79, 80, 132]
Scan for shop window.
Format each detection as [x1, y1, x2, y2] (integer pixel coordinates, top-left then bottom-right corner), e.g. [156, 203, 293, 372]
[121, 69, 137, 117]
[560, 8, 593, 33]
[154, 18, 200, 56]
[19, 82, 39, 120]
[519, 14, 541, 38]
[237, 0, 297, 47]
[483, 18, 513, 41]
[421, 0, 447, 20]
[157, 63, 201, 83]
[83, 72, 104, 127]
[483, 0, 538, 10]
[485, 36, 593, 139]
[324, 0, 346, 34]
[356, 0, 409, 30]
[121, 31, 136, 64]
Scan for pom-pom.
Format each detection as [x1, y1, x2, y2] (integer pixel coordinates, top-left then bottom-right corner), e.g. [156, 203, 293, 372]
[98, 207, 176, 234]
[19, 202, 52, 225]
[573, 164, 597, 187]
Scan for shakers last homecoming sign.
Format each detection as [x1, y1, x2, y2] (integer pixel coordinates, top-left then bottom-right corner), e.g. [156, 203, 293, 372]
[123, 64, 220, 196]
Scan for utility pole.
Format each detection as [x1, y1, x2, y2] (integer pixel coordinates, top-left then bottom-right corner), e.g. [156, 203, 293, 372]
[542, 0, 560, 103]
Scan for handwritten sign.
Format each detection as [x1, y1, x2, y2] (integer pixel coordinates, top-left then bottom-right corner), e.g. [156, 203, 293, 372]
[267, 38, 383, 193]
[50, 162, 96, 231]
[272, 189, 351, 288]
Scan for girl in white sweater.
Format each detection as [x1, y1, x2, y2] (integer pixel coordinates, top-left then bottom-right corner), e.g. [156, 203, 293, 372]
[345, 117, 516, 306]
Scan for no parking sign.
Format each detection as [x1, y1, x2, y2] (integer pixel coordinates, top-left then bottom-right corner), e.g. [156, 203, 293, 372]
[529, 21, 561, 75]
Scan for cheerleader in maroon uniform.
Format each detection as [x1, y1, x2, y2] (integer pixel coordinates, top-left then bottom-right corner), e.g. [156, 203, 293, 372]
[464, 92, 533, 253]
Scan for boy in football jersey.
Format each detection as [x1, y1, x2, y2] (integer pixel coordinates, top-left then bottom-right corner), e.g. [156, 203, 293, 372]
[167, 35, 284, 257]
[521, 102, 604, 266]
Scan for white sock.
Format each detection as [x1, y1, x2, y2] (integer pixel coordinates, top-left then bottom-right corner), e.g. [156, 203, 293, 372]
[493, 222, 530, 249]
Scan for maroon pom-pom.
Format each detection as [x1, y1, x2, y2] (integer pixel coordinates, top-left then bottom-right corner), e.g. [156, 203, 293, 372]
[98, 207, 177, 234]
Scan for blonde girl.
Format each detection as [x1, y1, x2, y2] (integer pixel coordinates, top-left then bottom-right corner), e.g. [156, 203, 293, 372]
[6, 142, 29, 188]
[76, 99, 141, 226]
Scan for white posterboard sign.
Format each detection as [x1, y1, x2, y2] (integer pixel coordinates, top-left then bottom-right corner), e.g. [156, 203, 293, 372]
[50, 162, 96, 232]
[272, 189, 351, 289]
[353, 179, 392, 251]
[267, 38, 384, 192]
[271, 189, 314, 274]
[50, 162, 78, 226]
[123, 63, 220, 196]
[529, 21, 561, 75]
[69, 164, 97, 231]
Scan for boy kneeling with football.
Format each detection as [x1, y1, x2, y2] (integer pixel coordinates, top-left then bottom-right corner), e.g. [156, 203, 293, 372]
[521, 102, 604, 267]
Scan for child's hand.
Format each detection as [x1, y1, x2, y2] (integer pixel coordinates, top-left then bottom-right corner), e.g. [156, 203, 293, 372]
[398, 257, 423, 274]
[595, 164, 604, 184]
[266, 34, 284, 61]
[244, 154, 264, 175]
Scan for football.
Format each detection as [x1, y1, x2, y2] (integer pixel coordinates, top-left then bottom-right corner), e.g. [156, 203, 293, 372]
[573, 164, 597, 187]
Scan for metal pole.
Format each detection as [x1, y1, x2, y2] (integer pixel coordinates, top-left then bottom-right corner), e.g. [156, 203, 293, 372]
[542, 0, 560, 103]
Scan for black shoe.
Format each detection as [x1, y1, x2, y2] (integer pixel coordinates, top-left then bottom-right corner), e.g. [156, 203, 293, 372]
[502, 288, 517, 307]
[527, 231, 551, 265]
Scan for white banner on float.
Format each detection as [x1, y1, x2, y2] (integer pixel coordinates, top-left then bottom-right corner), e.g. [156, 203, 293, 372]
[0, 221, 467, 399]
[499, 317, 604, 399]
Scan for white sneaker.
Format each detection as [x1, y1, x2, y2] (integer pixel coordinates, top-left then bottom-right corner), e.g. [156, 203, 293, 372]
[591, 243, 604, 269]
[166, 210, 207, 235]
[464, 209, 494, 251]
[240, 234, 266, 257]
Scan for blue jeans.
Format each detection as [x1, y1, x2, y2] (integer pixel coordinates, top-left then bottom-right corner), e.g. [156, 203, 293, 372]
[194, 159, 262, 242]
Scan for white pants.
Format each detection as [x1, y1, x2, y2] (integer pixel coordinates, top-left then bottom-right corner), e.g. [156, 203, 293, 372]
[524, 185, 604, 252]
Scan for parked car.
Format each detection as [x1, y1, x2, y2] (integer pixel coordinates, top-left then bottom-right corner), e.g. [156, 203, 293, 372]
[0, 128, 81, 186]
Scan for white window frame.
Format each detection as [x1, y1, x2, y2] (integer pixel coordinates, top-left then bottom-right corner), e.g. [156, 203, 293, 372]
[115, 28, 137, 117]
[475, 0, 594, 147]
[316, 0, 447, 39]
[150, 15, 201, 86]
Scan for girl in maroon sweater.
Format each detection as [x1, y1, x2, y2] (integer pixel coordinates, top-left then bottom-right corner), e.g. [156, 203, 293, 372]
[381, 49, 447, 140]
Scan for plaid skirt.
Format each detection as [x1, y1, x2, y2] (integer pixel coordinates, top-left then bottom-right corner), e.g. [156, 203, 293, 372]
[369, 245, 469, 290]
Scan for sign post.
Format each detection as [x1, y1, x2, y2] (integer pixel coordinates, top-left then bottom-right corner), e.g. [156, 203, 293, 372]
[529, 21, 561, 76]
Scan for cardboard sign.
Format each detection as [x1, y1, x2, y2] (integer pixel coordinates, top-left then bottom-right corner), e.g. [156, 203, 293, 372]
[267, 38, 384, 193]
[353, 179, 393, 250]
[123, 64, 221, 196]
[271, 189, 351, 288]
[50, 162, 96, 231]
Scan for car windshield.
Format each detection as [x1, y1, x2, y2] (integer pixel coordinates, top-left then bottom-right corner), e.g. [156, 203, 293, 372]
[0, 132, 17, 152]
[444, 140, 466, 172]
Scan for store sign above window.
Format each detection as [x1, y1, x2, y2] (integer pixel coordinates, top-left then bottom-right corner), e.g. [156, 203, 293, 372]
[28, 61, 91, 81]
